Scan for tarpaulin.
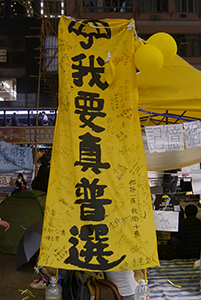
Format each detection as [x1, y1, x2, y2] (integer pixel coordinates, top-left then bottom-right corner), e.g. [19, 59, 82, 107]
[0, 140, 33, 170]
[138, 55, 201, 171]
[138, 55, 201, 122]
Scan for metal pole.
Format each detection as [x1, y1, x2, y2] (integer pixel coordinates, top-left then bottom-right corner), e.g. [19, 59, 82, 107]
[166, 110, 168, 124]
[34, 20, 44, 177]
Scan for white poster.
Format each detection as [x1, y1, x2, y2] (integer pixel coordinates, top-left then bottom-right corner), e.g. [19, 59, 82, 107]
[184, 121, 201, 148]
[146, 124, 184, 153]
[191, 170, 201, 194]
[154, 210, 179, 232]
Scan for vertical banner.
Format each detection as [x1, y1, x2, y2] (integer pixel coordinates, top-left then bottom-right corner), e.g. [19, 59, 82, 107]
[39, 17, 159, 271]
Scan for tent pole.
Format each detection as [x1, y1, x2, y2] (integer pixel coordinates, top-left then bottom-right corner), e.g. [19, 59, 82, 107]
[166, 110, 168, 124]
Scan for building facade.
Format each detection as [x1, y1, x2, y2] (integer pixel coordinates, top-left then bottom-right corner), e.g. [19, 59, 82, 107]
[67, 0, 201, 70]
[0, 0, 201, 114]
[0, 0, 58, 111]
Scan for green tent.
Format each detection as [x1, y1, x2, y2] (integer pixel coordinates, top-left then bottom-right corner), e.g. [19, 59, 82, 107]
[0, 190, 46, 254]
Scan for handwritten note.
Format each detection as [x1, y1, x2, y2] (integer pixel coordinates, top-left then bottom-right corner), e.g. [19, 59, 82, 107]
[183, 121, 201, 148]
[191, 170, 201, 194]
[145, 124, 184, 153]
[154, 210, 179, 232]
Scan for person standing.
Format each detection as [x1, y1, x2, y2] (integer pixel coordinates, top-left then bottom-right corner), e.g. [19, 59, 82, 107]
[41, 111, 48, 126]
[170, 204, 201, 258]
[32, 153, 51, 193]
[105, 270, 142, 300]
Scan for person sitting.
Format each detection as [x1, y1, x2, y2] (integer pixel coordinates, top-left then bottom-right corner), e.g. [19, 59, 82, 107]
[8, 112, 19, 126]
[12, 173, 27, 194]
[170, 204, 201, 259]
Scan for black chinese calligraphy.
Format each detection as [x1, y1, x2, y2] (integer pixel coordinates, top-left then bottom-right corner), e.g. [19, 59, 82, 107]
[0, 144, 28, 168]
[68, 20, 111, 50]
[72, 54, 108, 90]
[64, 224, 126, 270]
[74, 133, 110, 174]
[75, 177, 111, 221]
[75, 91, 106, 133]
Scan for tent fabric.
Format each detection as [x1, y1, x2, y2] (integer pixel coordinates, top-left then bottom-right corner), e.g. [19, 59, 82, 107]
[142, 130, 201, 171]
[138, 55, 201, 170]
[0, 190, 46, 254]
[138, 55, 201, 114]
[144, 147, 201, 172]
[147, 259, 201, 299]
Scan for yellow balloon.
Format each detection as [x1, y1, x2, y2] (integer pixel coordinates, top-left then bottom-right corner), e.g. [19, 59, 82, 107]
[147, 32, 177, 64]
[134, 44, 164, 75]
[134, 37, 141, 51]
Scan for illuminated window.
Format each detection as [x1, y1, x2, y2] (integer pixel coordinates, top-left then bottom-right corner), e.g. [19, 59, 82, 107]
[83, 0, 133, 12]
[30, 110, 56, 126]
[0, 79, 17, 101]
[41, 0, 65, 17]
[11, 0, 34, 18]
[5, 110, 28, 126]
[45, 37, 58, 72]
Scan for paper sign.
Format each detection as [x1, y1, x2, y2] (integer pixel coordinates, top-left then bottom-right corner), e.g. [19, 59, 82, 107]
[0, 140, 33, 170]
[184, 121, 201, 148]
[145, 124, 184, 153]
[191, 170, 201, 194]
[154, 210, 179, 232]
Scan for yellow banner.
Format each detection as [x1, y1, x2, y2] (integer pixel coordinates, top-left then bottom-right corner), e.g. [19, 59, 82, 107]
[39, 16, 159, 271]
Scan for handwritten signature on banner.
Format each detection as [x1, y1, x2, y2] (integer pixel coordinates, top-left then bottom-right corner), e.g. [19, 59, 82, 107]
[39, 17, 159, 271]
[62, 19, 127, 270]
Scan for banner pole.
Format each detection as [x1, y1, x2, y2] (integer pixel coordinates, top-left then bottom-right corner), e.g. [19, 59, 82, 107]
[144, 268, 147, 282]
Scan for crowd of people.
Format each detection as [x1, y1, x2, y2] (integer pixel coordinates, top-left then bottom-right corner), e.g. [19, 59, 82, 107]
[6, 111, 55, 127]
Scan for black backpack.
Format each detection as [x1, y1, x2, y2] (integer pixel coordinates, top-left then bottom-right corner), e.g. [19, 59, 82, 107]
[63, 270, 122, 300]
[70, 271, 91, 300]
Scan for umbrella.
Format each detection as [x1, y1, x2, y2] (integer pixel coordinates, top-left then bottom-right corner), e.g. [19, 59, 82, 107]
[16, 218, 43, 270]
